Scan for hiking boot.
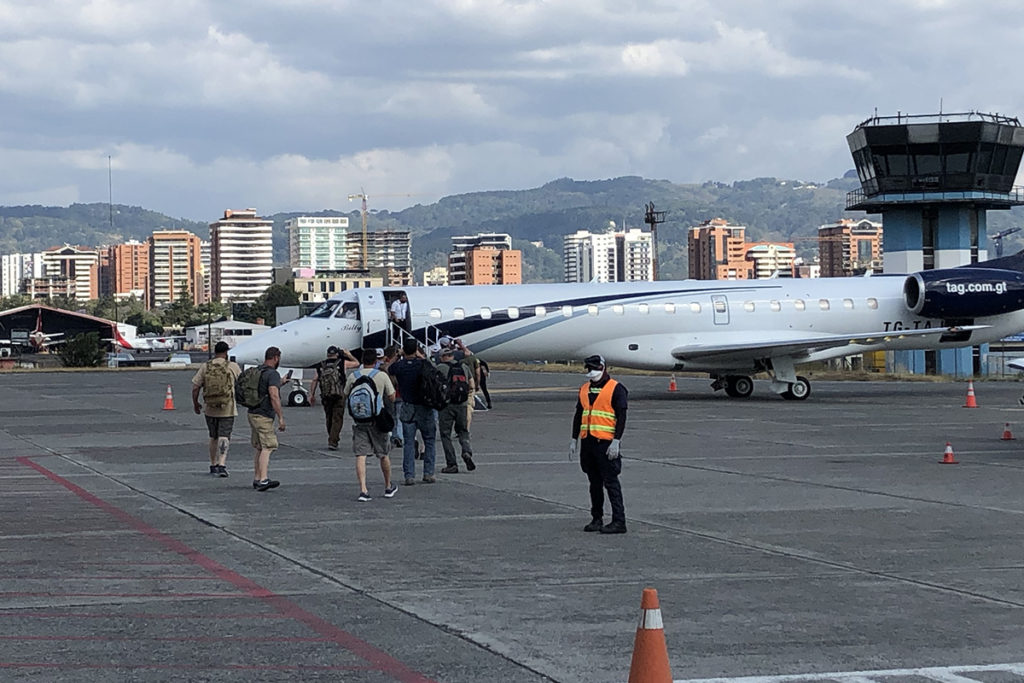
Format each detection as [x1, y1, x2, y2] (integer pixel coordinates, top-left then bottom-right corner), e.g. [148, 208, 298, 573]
[583, 519, 603, 532]
[255, 479, 280, 492]
[462, 454, 476, 471]
[599, 521, 627, 534]
[252, 480, 260, 489]
[357, 491, 372, 502]
[327, 444, 339, 451]
[421, 475, 436, 483]
[217, 465, 229, 478]
[383, 484, 398, 498]
[440, 465, 459, 474]
[404, 478, 416, 486]
[210, 465, 218, 476]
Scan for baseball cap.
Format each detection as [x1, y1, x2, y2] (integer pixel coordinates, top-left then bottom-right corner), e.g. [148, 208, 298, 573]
[375, 348, 385, 358]
[583, 354, 605, 371]
[327, 345, 340, 355]
[439, 345, 455, 357]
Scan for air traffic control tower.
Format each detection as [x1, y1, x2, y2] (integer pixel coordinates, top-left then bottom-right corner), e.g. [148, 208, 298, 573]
[846, 111, 1024, 376]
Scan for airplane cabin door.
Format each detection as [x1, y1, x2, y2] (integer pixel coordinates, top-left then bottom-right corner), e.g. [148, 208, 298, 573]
[711, 295, 730, 325]
[357, 290, 389, 340]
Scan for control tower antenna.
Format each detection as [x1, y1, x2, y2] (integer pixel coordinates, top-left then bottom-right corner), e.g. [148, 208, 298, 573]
[643, 202, 666, 281]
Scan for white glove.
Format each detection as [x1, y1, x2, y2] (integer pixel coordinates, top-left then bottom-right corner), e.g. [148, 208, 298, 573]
[607, 438, 621, 459]
[568, 439, 578, 460]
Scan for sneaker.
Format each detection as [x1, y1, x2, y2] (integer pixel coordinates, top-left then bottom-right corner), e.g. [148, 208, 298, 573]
[390, 435, 404, 448]
[217, 465, 229, 478]
[599, 521, 627, 534]
[422, 475, 436, 484]
[583, 519, 603, 532]
[440, 465, 459, 474]
[404, 478, 416, 486]
[209, 465, 218, 476]
[252, 480, 260, 489]
[256, 479, 280, 492]
[327, 444, 339, 451]
[357, 491, 372, 502]
[462, 454, 476, 471]
[383, 484, 398, 498]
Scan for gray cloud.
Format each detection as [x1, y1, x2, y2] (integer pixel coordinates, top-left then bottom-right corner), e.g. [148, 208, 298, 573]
[0, 0, 1021, 221]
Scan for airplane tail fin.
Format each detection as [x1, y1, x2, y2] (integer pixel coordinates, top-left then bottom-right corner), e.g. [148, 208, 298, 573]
[963, 248, 1024, 272]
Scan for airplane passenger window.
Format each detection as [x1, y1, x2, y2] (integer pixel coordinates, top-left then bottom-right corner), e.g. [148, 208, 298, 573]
[454, 307, 466, 320]
[308, 301, 339, 318]
[507, 307, 520, 319]
[535, 306, 546, 317]
[770, 300, 781, 312]
[429, 308, 442, 319]
[794, 299, 806, 311]
[664, 303, 676, 314]
[612, 304, 624, 315]
[562, 305, 573, 317]
[744, 301, 755, 312]
[867, 298, 878, 309]
[638, 303, 649, 314]
[587, 305, 599, 316]
[480, 307, 492, 320]
[843, 298, 854, 310]
[689, 302, 700, 313]
[819, 299, 830, 311]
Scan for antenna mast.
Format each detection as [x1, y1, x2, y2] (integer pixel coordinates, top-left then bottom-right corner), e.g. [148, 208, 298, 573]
[643, 202, 666, 281]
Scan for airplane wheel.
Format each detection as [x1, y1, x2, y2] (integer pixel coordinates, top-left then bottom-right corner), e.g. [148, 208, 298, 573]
[781, 376, 811, 401]
[724, 375, 754, 398]
[288, 391, 308, 407]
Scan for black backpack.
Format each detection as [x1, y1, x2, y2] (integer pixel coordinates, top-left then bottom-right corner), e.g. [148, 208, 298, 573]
[417, 359, 448, 410]
[445, 361, 470, 405]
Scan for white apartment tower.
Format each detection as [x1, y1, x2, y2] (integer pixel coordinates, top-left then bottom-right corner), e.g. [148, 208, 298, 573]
[41, 245, 100, 301]
[564, 224, 653, 283]
[0, 252, 43, 297]
[286, 216, 350, 271]
[617, 229, 654, 282]
[210, 209, 274, 303]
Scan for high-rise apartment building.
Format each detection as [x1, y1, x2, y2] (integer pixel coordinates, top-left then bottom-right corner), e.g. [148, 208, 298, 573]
[688, 219, 750, 280]
[199, 240, 211, 304]
[423, 266, 449, 286]
[745, 242, 796, 278]
[448, 233, 522, 285]
[286, 216, 350, 270]
[564, 225, 652, 283]
[616, 229, 654, 282]
[104, 241, 149, 302]
[0, 253, 43, 297]
[818, 219, 884, 277]
[41, 245, 100, 301]
[210, 209, 274, 303]
[347, 230, 412, 286]
[149, 231, 203, 307]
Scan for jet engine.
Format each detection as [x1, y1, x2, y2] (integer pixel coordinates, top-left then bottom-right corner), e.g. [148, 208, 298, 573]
[904, 267, 1024, 319]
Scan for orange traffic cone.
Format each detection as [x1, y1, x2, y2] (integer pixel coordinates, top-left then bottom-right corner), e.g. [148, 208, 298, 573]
[627, 587, 672, 683]
[162, 385, 175, 411]
[1002, 423, 1016, 441]
[668, 375, 677, 392]
[963, 380, 978, 408]
[939, 441, 958, 464]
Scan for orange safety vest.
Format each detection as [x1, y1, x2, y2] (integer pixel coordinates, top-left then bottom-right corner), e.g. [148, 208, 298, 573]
[578, 379, 618, 440]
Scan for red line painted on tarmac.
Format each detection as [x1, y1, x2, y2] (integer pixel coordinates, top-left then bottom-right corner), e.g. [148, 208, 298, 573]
[16, 457, 439, 683]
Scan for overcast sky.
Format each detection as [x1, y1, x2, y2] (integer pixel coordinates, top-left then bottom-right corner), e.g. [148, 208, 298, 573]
[0, 0, 1021, 222]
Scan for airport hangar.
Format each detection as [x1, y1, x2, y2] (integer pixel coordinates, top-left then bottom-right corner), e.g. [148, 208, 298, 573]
[0, 303, 117, 349]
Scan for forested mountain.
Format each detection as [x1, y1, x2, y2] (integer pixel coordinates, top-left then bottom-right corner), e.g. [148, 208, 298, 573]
[4, 175, 1023, 282]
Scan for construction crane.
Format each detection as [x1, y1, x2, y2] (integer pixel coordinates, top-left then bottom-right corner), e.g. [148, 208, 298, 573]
[991, 227, 1021, 257]
[347, 190, 422, 269]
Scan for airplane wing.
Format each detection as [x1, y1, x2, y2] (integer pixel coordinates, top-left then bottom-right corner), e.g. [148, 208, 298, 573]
[671, 325, 989, 364]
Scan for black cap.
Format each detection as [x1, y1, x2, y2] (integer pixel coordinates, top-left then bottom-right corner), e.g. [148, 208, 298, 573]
[327, 346, 340, 355]
[583, 354, 605, 371]
[214, 341, 230, 354]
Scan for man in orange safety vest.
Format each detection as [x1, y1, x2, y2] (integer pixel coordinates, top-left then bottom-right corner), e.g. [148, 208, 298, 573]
[569, 354, 629, 534]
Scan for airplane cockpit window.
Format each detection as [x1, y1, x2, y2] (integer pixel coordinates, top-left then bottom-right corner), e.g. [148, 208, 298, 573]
[334, 302, 360, 320]
[744, 301, 755, 312]
[309, 301, 340, 318]
[866, 298, 878, 309]
[794, 299, 806, 311]
[843, 298, 854, 310]
[819, 299, 831, 311]
[770, 300, 782, 312]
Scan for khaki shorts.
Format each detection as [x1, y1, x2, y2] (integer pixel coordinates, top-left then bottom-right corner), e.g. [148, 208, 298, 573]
[248, 413, 278, 450]
[352, 423, 390, 458]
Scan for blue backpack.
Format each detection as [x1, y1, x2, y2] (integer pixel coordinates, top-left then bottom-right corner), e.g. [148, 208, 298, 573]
[347, 369, 383, 423]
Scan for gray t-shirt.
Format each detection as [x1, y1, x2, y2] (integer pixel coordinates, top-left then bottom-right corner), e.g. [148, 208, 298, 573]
[249, 366, 282, 418]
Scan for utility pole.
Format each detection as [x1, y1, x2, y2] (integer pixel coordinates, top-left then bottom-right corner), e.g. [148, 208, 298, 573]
[644, 202, 666, 281]
[108, 155, 118, 327]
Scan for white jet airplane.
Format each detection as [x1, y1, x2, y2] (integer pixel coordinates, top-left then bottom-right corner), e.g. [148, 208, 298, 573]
[228, 263, 1024, 400]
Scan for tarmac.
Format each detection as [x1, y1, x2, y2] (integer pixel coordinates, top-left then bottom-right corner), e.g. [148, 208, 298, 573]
[3, 368, 1024, 682]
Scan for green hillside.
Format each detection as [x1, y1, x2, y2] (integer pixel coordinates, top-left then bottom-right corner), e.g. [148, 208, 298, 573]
[4, 175, 1023, 283]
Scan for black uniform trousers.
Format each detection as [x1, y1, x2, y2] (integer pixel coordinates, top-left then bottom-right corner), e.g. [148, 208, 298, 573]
[579, 436, 624, 524]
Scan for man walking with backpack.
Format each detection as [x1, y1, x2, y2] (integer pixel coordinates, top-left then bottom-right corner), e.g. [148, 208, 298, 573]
[191, 341, 242, 477]
[236, 346, 286, 492]
[437, 344, 476, 474]
[309, 345, 359, 450]
[344, 348, 398, 501]
[388, 337, 440, 486]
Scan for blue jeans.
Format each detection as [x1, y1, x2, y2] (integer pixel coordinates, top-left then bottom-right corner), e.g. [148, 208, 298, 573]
[401, 404, 437, 479]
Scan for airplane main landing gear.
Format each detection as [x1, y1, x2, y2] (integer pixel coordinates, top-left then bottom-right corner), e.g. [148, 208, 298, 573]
[723, 375, 754, 398]
[780, 376, 811, 401]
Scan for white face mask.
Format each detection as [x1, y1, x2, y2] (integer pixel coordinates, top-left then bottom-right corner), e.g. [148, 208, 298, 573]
[586, 369, 604, 381]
